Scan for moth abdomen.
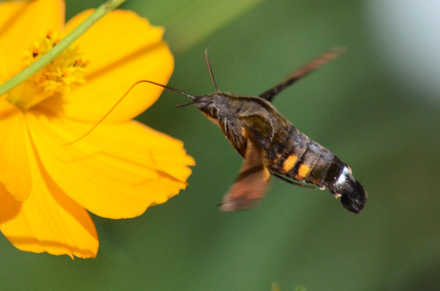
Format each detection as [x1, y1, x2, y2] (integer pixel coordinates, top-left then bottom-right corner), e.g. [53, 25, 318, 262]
[304, 150, 367, 213]
[270, 132, 330, 184]
[268, 130, 367, 213]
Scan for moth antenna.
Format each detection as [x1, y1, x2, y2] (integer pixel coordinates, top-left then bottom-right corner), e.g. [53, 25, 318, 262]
[65, 80, 195, 146]
[259, 47, 345, 102]
[204, 48, 220, 92]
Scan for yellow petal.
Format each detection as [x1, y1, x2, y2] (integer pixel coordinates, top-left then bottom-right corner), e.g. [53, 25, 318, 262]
[26, 112, 194, 219]
[0, 0, 64, 81]
[73, 120, 196, 182]
[0, 154, 98, 259]
[40, 10, 174, 123]
[0, 100, 32, 200]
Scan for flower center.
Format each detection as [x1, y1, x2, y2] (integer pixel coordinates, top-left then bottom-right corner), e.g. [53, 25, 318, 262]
[7, 32, 88, 111]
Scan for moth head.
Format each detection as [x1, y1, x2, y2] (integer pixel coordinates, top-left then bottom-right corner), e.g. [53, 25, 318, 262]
[199, 103, 220, 120]
[198, 95, 221, 118]
[177, 94, 221, 121]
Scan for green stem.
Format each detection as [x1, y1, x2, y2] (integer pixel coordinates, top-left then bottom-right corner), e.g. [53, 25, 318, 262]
[1, 0, 127, 99]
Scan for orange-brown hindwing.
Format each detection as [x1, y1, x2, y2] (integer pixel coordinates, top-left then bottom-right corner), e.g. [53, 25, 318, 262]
[219, 130, 271, 211]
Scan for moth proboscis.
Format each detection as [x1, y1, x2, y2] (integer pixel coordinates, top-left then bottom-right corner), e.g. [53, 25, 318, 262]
[129, 49, 368, 214]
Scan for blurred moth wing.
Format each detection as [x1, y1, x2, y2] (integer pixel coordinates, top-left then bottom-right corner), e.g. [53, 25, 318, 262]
[220, 129, 271, 211]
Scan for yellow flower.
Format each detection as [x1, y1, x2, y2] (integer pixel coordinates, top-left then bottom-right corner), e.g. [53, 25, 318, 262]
[0, 0, 194, 258]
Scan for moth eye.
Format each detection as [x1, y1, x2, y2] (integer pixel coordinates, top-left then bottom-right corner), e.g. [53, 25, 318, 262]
[208, 106, 219, 118]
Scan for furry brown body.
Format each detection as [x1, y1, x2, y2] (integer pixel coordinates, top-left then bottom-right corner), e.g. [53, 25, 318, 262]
[195, 92, 367, 213]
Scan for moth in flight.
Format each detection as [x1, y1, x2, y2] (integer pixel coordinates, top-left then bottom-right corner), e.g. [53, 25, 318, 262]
[139, 49, 368, 213]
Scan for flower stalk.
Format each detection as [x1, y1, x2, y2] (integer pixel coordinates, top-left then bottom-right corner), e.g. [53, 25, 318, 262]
[1, 0, 127, 100]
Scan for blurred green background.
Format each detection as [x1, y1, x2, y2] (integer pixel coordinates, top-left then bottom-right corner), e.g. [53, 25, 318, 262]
[1, 0, 440, 290]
